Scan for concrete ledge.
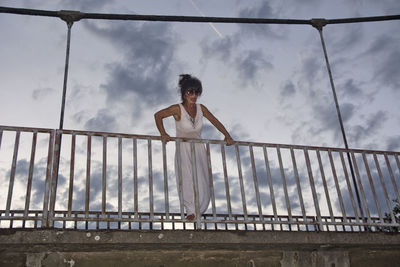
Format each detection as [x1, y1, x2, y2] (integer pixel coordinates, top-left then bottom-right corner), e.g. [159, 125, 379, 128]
[1, 229, 399, 251]
[1, 229, 400, 266]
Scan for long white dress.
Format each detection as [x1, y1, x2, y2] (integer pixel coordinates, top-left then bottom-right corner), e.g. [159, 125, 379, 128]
[175, 103, 210, 216]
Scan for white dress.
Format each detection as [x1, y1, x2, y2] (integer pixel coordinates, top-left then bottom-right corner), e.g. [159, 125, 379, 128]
[175, 103, 210, 216]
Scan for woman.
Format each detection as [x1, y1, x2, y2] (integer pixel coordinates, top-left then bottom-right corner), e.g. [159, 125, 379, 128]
[154, 74, 234, 220]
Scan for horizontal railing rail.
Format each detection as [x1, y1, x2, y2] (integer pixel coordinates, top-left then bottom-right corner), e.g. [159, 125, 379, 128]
[0, 125, 399, 231]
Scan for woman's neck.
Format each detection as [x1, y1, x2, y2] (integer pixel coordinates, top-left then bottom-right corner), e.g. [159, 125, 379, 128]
[183, 102, 196, 109]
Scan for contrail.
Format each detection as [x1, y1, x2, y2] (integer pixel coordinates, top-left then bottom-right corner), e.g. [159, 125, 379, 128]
[188, 0, 223, 38]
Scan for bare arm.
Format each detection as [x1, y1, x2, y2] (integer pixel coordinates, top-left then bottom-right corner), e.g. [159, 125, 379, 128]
[201, 104, 235, 145]
[154, 104, 180, 142]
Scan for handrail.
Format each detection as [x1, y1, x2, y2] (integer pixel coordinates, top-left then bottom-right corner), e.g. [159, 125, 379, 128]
[0, 125, 399, 231]
[1, 125, 397, 155]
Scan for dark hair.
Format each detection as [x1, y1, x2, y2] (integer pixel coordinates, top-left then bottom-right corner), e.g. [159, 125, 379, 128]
[178, 74, 203, 102]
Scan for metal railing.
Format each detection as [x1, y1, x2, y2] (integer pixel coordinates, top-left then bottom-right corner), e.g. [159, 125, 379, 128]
[1, 125, 399, 231]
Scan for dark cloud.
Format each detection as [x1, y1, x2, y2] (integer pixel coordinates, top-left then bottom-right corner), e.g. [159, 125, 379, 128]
[32, 87, 56, 101]
[373, 50, 400, 90]
[349, 110, 388, 145]
[327, 24, 364, 54]
[386, 136, 400, 152]
[202, 124, 222, 140]
[234, 50, 273, 84]
[339, 79, 364, 99]
[311, 101, 355, 137]
[361, 34, 400, 91]
[280, 80, 296, 98]
[237, 1, 284, 40]
[299, 55, 324, 94]
[201, 36, 237, 61]
[84, 20, 177, 118]
[84, 109, 118, 132]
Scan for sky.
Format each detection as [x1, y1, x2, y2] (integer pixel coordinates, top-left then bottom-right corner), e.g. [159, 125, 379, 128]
[0, 0, 399, 150]
[1, 0, 400, 228]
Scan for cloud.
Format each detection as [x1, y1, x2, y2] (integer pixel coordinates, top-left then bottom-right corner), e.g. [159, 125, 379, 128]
[84, 109, 118, 132]
[55, 0, 114, 12]
[32, 87, 56, 101]
[234, 50, 273, 85]
[339, 79, 364, 99]
[84, 20, 178, 119]
[237, 1, 284, 40]
[361, 34, 400, 91]
[201, 36, 237, 61]
[386, 136, 400, 152]
[280, 80, 296, 98]
[373, 50, 400, 91]
[349, 110, 388, 145]
[327, 24, 364, 54]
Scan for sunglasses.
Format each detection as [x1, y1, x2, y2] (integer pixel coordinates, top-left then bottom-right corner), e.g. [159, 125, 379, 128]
[186, 88, 201, 95]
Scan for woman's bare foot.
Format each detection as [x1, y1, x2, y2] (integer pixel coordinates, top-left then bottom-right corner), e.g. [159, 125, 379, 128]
[186, 214, 195, 220]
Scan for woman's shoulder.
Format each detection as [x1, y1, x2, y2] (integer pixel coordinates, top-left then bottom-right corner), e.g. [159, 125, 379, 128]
[199, 104, 209, 112]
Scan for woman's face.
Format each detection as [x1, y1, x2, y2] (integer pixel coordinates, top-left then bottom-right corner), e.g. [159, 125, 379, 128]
[184, 88, 200, 105]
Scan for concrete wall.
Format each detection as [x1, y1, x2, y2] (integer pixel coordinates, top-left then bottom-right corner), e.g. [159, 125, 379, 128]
[1, 229, 399, 267]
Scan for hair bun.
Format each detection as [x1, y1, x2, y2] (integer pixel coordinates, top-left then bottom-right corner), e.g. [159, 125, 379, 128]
[179, 74, 191, 85]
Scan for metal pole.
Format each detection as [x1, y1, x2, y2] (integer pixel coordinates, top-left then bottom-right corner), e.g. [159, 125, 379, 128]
[50, 12, 81, 227]
[59, 21, 72, 130]
[311, 19, 365, 222]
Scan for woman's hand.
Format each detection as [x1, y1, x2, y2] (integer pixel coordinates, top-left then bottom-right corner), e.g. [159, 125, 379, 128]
[161, 134, 172, 144]
[224, 136, 235, 146]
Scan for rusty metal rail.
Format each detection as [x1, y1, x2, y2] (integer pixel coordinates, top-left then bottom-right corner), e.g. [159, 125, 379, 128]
[1, 125, 399, 231]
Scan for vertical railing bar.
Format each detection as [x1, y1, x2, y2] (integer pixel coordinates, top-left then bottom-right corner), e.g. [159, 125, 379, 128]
[85, 134, 91, 219]
[0, 129, 3, 150]
[384, 153, 400, 205]
[339, 151, 360, 222]
[304, 149, 323, 231]
[235, 144, 248, 221]
[396, 155, 400, 175]
[68, 134, 76, 218]
[277, 147, 292, 224]
[316, 150, 335, 223]
[351, 152, 372, 225]
[328, 150, 347, 223]
[49, 130, 61, 228]
[190, 142, 201, 226]
[133, 138, 138, 219]
[24, 131, 37, 221]
[374, 153, 396, 223]
[118, 137, 123, 219]
[5, 131, 20, 217]
[263, 146, 278, 226]
[42, 130, 55, 227]
[176, 140, 185, 221]
[290, 148, 307, 227]
[102, 136, 107, 218]
[362, 152, 383, 222]
[221, 143, 232, 220]
[162, 141, 170, 219]
[148, 138, 154, 220]
[206, 142, 217, 220]
[249, 145, 263, 221]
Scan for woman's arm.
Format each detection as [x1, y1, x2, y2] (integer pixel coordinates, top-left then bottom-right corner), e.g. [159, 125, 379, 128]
[154, 104, 180, 142]
[201, 104, 235, 145]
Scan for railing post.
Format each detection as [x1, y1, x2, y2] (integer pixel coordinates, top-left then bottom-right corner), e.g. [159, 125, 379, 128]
[48, 130, 61, 227]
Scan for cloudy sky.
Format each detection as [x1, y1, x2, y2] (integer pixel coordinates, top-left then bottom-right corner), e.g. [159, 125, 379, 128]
[1, 0, 400, 228]
[1, 0, 399, 150]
